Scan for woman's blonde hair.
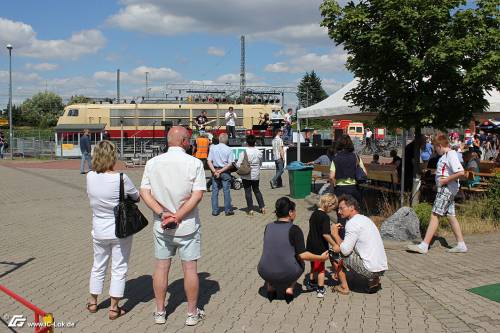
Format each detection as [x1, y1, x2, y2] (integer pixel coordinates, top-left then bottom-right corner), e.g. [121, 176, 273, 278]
[92, 140, 117, 173]
[318, 193, 338, 210]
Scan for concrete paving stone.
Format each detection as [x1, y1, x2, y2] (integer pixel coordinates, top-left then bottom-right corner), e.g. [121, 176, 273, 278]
[1, 164, 500, 333]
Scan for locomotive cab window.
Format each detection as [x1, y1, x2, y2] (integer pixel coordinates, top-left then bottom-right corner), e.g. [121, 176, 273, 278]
[67, 109, 79, 117]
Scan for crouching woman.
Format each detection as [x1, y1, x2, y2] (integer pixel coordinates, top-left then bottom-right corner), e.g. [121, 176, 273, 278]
[257, 197, 328, 303]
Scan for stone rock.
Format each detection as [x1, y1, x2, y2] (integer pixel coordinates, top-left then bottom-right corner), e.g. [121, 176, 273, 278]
[380, 207, 421, 241]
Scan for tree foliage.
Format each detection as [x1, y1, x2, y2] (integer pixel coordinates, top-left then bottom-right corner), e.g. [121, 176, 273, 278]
[297, 71, 329, 108]
[320, 0, 500, 130]
[68, 95, 91, 105]
[297, 71, 331, 129]
[20, 92, 64, 128]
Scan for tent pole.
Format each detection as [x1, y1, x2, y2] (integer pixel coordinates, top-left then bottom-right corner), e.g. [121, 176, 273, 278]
[297, 117, 301, 162]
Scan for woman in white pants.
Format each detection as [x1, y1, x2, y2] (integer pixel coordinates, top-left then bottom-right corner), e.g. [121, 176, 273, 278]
[86, 140, 139, 320]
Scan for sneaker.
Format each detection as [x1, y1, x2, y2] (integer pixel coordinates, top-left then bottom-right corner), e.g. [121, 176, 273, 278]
[269, 180, 275, 189]
[185, 308, 205, 326]
[153, 311, 166, 324]
[447, 246, 467, 253]
[304, 279, 317, 292]
[406, 244, 428, 254]
[246, 210, 254, 216]
[225, 211, 234, 216]
[316, 287, 325, 298]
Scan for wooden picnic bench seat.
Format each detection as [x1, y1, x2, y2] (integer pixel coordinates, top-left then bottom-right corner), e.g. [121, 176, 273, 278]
[359, 165, 400, 194]
[311, 164, 331, 191]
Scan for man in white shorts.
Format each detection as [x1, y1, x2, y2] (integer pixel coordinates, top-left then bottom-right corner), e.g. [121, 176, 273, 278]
[407, 134, 467, 254]
[140, 126, 207, 326]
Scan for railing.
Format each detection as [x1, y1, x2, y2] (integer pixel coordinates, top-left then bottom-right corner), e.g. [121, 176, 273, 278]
[0, 284, 53, 333]
[6, 138, 56, 159]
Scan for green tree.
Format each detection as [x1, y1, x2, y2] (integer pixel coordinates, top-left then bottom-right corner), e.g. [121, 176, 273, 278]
[2, 104, 25, 126]
[297, 71, 329, 108]
[320, 0, 499, 130]
[67, 95, 91, 105]
[297, 71, 331, 129]
[20, 92, 64, 128]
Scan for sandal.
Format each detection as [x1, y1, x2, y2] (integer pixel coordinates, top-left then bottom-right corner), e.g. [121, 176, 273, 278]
[86, 302, 98, 313]
[333, 285, 350, 295]
[109, 306, 126, 320]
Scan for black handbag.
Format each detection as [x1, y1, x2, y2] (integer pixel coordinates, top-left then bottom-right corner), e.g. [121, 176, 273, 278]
[114, 173, 148, 238]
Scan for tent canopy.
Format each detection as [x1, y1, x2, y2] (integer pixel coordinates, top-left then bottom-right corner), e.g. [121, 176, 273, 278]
[297, 78, 500, 120]
[297, 79, 376, 120]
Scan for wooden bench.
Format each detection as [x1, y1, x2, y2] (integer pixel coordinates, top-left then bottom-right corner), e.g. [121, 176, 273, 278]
[359, 165, 400, 194]
[311, 164, 331, 191]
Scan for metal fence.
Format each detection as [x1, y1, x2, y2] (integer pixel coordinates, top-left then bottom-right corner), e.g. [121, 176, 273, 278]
[8, 137, 56, 158]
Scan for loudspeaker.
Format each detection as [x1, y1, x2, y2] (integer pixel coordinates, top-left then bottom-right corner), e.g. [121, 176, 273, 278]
[228, 138, 242, 146]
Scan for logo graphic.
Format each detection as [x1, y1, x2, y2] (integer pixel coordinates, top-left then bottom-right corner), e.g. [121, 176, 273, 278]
[8, 314, 26, 327]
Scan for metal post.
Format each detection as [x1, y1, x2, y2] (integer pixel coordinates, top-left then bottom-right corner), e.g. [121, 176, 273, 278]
[120, 118, 124, 160]
[117, 69, 120, 103]
[153, 121, 156, 146]
[145, 72, 149, 99]
[297, 117, 301, 162]
[7, 44, 13, 159]
[400, 130, 407, 207]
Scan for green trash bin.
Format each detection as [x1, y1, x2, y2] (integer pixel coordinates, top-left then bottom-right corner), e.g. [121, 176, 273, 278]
[288, 168, 313, 199]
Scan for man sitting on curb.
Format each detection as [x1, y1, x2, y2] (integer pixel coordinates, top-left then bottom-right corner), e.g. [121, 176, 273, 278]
[330, 195, 388, 294]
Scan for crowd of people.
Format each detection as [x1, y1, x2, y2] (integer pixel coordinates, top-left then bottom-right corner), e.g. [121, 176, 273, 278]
[80, 122, 499, 327]
[82, 125, 392, 328]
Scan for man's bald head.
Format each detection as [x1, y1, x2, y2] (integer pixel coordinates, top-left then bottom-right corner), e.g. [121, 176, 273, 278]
[167, 126, 190, 148]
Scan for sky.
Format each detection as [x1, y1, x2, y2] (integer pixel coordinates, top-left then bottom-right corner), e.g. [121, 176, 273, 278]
[0, 0, 354, 109]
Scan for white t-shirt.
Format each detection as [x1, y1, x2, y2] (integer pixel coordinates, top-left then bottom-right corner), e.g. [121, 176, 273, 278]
[236, 147, 263, 180]
[284, 113, 291, 125]
[271, 111, 282, 120]
[340, 214, 388, 273]
[435, 150, 464, 194]
[272, 136, 283, 160]
[365, 130, 373, 139]
[87, 172, 139, 239]
[225, 111, 237, 126]
[141, 147, 206, 236]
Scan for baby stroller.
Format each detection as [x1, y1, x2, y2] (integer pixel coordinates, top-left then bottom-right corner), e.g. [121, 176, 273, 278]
[206, 174, 242, 191]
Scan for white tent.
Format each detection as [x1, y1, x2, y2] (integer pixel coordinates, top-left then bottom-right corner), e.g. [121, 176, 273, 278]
[297, 79, 375, 120]
[298, 78, 500, 120]
[295, 79, 499, 205]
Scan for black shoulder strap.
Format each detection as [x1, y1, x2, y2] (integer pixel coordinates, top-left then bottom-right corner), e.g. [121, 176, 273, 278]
[119, 173, 125, 201]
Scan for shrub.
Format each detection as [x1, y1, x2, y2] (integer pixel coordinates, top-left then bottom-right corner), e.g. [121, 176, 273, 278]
[414, 202, 433, 233]
[485, 174, 500, 221]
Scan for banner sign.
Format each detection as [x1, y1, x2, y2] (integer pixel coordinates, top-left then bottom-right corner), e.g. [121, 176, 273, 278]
[231, 146, 288, 170]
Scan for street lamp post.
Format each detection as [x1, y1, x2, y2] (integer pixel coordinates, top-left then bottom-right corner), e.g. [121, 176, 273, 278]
[6, 44, 13, 160]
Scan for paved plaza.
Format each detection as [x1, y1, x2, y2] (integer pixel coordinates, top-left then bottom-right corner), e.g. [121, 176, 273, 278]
[1, 160, 500, 333]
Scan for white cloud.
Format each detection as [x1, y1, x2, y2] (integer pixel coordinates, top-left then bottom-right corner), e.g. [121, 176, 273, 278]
[207, 46, 225, 57]
[25, 63, 58, 71]
[0, 70, 42, 82]
[322, 78, 345, 94]
[0, 17, 106, 60]
[249, 23, 329, 45]
[264, 49, 348, 73]
[131, 66, 181, 81]
[93, 66, 181, 85]
[106, 1, 331, 46]
[107, 4, 196, 35]
[264, 62, 291, 73]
